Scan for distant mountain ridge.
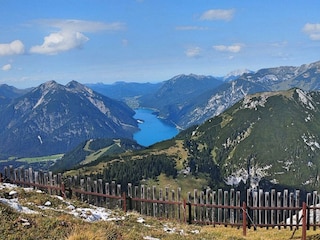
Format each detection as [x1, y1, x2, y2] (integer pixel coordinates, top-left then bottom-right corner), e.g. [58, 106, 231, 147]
[221, 68, 254, 81]
[139, 74, 223, 123]
[239, 60, 320, 90]
[86, 81, 162, 108]
[0, 84, 31, 109]
[174, 60, 320, 128]
[0, 80, 139, 158]
[88, 60, 320, 129]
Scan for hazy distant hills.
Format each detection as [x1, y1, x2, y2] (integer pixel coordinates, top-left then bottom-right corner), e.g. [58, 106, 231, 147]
[86, 81, 162, 108]
[0, 80, 138, 158]
[0, 84, 31, 109]
[139, 74, 223, 124]
[69, 88, 320, 191]
[89, 60, 320, 129]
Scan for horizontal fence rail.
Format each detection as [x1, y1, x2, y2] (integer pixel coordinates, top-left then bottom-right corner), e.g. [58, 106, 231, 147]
[2, 165, 320, 239]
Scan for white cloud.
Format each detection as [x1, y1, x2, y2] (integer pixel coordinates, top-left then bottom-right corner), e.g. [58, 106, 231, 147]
[30, 19, 125, 55]
[38, 19, 126, 32]
[0, 40, 25, 56]
[303, 23, 320, 40]
[30, 31, 89, 55]
[270, 41, 288, 47]
[122, 39, 129, 46]
[2, 64, 12, 71]
[213, 44, 243, 53]
[176, 26, 209, 31]
[185, 46, 202, 58]
[200, 9, 235, 21]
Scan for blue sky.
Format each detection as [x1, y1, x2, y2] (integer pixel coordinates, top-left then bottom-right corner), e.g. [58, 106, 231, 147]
[1, 0, 320, 88]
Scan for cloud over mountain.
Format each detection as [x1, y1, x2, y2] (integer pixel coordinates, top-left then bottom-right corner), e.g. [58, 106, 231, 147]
[30, 31, 89, 55]
[185, 46, 202, 58]
[303, 23, 320, 40]
[0, 40, 24, 56]
[213, 44, 243, 53]
[2, 64, 11, 71]
[30, 19, 125, 55]
[37, 19, 126, 32]
[200, 9, 235, 21]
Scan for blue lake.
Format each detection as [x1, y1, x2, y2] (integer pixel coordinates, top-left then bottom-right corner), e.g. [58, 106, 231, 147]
[133, 108, 179, 147]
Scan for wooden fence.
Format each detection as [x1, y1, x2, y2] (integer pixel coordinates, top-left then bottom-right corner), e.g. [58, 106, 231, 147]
[2, 166, 320, 239]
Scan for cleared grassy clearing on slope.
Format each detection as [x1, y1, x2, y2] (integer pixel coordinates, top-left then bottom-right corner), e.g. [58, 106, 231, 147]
[16, 154, 63, 163]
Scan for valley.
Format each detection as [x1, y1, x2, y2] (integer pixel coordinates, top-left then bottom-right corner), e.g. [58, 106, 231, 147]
[1, 60, 320, 194]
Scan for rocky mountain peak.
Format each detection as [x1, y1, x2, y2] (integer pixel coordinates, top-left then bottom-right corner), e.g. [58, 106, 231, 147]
[38, 80, 60, 90]
[223, 69, 253, 81]
[66, 80, 92, 94]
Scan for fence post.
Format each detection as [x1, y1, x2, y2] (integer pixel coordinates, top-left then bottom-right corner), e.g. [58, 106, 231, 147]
[153, 186, 157, 217]
[313, 191, 317, 231]
[61, 182, 66, 199]
[302, 202, 307, 240]
[127, 183, 133, 211]
[242, 201, 247, 237]
[122, 192, 127, 212]
[187, 202, 192, 224]
[183, 199, 187, 223]
[178, 187, 181, 221]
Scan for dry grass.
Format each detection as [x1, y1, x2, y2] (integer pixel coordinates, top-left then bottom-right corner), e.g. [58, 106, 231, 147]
[66, 223, 120, 240]
[2, 184, 320, 240]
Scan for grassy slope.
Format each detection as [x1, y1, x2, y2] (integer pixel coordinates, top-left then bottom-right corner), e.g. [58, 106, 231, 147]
[16, 154, 64, 163]
[64, 140, 187, 176]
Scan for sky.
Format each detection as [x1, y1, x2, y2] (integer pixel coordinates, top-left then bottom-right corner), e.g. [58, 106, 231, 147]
[0, 0, 320, 88]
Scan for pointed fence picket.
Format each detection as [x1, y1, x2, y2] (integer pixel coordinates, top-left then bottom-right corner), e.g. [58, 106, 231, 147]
[2, 165, 320, 239]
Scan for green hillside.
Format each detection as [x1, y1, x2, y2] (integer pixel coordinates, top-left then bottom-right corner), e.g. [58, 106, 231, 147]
[63, 88, 320, 192]
[182, 88, 320, 190]
[51, 138, 144, 172]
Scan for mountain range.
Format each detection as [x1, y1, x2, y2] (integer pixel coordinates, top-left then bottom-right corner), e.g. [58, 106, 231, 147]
[0, 59, 320, 173]
[0, 80, 138, 158]
[63, 88, 320, 192]
[89, 60, 320, 129]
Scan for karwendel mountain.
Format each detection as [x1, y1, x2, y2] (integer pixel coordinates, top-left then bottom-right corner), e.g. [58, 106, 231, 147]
[89, 60, 320, 130]
[170, 60, 320, 128]
[0, 80, 139, 158]
[69, 88, 320, 191]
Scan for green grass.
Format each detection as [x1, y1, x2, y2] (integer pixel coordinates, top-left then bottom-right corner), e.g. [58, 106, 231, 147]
[16, 154, 64, 163]
[144, 173, 209, 200]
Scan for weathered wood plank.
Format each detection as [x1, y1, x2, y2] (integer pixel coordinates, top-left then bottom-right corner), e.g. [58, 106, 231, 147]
[194, 189, 198, 222]
[218, 189, 223, 223]
[223, 190, 228, 225]
[265, 192, 270, 228]
[152, 186, 157, 217]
